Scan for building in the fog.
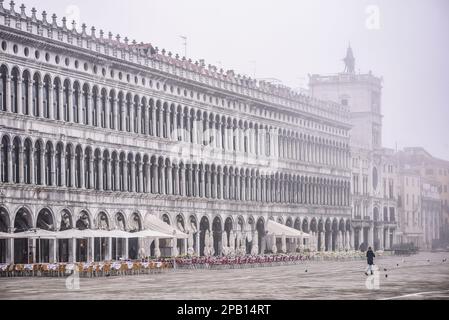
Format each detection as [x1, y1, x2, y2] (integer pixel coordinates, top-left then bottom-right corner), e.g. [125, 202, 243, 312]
[0, 2, 353, 264]
[396, 147, 447, 248]
[309, 46, 398, 251]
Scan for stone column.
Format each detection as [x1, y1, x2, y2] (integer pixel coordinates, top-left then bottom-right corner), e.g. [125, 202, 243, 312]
[107, 238, 112, 261]
[173, 165, 179, 195]
[16, 78, 23, 115]
[199, 167, 205, 198]
[114, 159, 119, 191]
[69, 153, 76, 187]
[18, 147, 24, 184]
[136, 103, 141, 134]
[158, 106, 164, 138]
[130, 160, 135, 192]
[124, 239, 129, 260]
[88, 158, 94, 190]
[129, 102, 135, 133]
[98, 155, 104, 191]
[105, 93, 110, 129]
[385, 228, 390, 249]
[106, 158, 112, 191]
[160, 164, 165, 194]
[123, 158, 128, 191]
[50, 239, 57, 263]
[368, 227, 374, 248]
[166, 163, 172, 195]
[319, 232, 325, 251]
[79, 152, 84, 189]
[149, 106, 154, 136]
[180, 166, 186, 196]
[71, 238, 76, 263]
[138, 161, 143, 193]
[4, 75, 11, 113]
[120, 100, 126, 131]
[151, 164, 158, 194]
[164, 105, 170, 139]
[7, 239, 14, 264]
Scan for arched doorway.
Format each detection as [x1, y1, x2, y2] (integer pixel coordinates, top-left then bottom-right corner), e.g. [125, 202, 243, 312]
[58, 210, 73, 262]
[75, 211, 91, 262]
[331, 219, 338, 251]
[212, 216, 222, 256]
[95, 212, 109, 261]
[0, 207, 10, 263]
[224, 217, 233, 253]
[199, 216, 209, 256]
[128, 213, 142, 260]
[188, 215, 198, 255]
[112, 212, 126, 260]
[13, 208, 33, 263]
[175, 214, 186, 255]
[256, 218, 265, 254]
[35, 209, 54, 263]
[318, 219, 324, 251]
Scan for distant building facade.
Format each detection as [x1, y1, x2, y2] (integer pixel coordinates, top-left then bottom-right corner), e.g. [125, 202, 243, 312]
[0, 2, 353, 264]
[309, 46, 398, 251]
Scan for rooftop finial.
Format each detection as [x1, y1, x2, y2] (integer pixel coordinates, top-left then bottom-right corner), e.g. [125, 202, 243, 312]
[51, 13, 57, 27]
[108, 31, 113, 41]
[19, 3, 25, 17]
[42, 11, 48, 24]
[71, 20, 77, 32]
[99, 29, 104, 40]
[91, 26, 96, 38]
[9, 1, 15, 14]
[0, 1, 4, 12]
[81, 23, 88, 36]
[343, 43, 355, 74]
[62, 16, 67, 29]
[116, 34, 121, 42]
[124, 37, 129, 45]
[30, 7, 37, 21]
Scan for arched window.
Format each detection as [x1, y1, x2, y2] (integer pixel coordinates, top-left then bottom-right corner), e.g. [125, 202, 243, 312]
[94, 150, 101, 190]
[65, 145, 72, 187]
[118, 93, 124, 131]
[101, 89, 107, 128]
[55, 143, 63, 186]
[45, 142, 53, 186]
[24, 139, 32, 184]
[11, 68, 19, 113]
[92, 87, 98, 127]
[133, 97, 139, 134]
[63, 80, 70, 122]
[0, 65, 7, 111]
[11, 137, 20, 183]
[53, 78, 61, 120]
[43, 76, 51, 118]
[75, 146, 83, 188]
[34, 141, 43, 185]
[32, 73, 40, 117]
[72, 82, 80, 123]
[109, 91, 115, 130]
[126, 94, 131, 132]
[82, 84, 89, 125]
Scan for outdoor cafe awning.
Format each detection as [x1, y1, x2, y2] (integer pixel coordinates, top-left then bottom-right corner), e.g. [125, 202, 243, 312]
[266, 220, 310, 238]
[0, 228, 177, 240]
[144, 215, 188, 239]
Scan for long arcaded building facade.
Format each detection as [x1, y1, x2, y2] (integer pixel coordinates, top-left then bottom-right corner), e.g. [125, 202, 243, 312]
[0, 1, 353, 263]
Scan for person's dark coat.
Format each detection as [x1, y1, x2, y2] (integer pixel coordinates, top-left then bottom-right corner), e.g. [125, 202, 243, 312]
[366, 249, 375, 265]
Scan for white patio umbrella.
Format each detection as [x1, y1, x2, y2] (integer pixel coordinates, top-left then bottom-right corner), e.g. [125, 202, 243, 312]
[11, 229, 58, 263]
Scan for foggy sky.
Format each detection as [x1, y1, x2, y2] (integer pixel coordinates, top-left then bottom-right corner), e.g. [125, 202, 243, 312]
[14, 0, 449, 160]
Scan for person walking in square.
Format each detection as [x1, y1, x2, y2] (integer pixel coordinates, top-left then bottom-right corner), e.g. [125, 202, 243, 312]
[365, 247, 376, 275]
